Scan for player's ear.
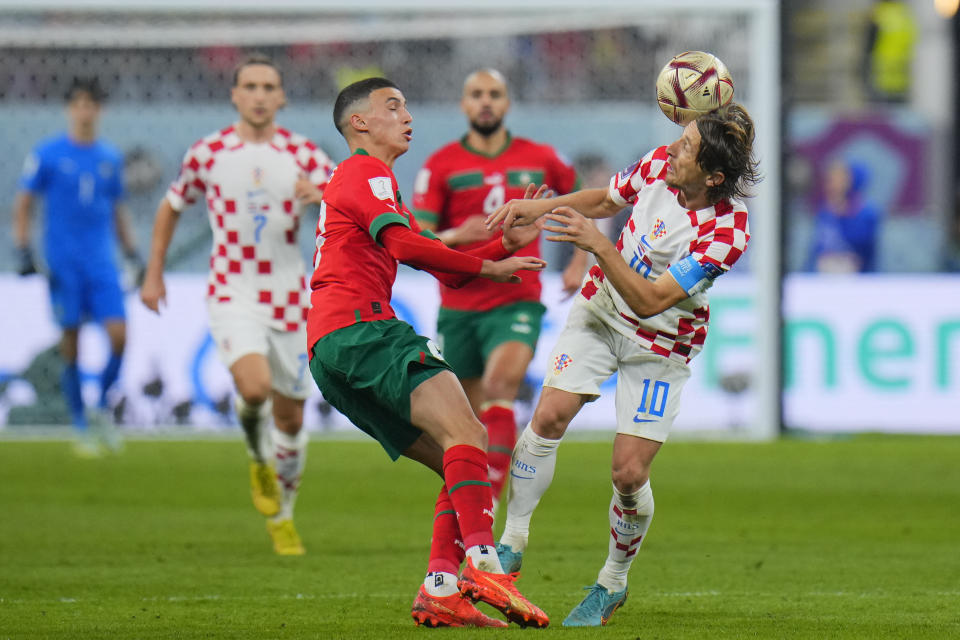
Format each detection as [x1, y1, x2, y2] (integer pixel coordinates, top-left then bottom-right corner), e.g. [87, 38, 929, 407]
[705, 171, 725, 189]
[350, 113, 367, 133]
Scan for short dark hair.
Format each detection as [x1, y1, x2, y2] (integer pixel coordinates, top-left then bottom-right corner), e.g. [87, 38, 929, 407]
[65, 77, 106, 103]
[333, 77, 399, 135]
[696, 103, 761, 202]
[232, 54, 283, 87]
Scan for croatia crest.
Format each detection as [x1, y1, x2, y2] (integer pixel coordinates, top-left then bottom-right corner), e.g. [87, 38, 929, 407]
[553, 353, 573, 374]
[652, 218, 667, 239]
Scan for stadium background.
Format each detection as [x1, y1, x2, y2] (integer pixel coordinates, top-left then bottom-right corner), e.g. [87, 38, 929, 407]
[0, 0, 957, 437]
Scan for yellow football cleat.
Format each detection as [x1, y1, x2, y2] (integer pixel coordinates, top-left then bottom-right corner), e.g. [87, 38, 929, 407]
[249, 461, 281, 517]
[266, 518, 305, 556]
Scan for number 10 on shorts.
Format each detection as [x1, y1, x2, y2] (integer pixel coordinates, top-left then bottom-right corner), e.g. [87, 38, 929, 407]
[633, 378, 670, 422]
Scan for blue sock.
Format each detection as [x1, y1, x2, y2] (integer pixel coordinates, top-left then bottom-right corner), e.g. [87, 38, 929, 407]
[61, 362, 87, 429]
[99, 351, 123, 409]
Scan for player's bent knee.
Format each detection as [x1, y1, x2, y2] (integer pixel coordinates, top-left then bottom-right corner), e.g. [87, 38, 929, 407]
[611, 464, 651, 495]
[530, 404, 573, 440]
[236, 383, 271, 406]
[448, 417, 488, 452]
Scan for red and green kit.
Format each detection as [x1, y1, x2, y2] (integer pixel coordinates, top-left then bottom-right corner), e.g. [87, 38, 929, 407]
[413, 133, 579, 311]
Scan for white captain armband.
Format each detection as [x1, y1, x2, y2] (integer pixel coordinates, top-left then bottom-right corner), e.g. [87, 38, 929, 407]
[668, 255, 722, 296]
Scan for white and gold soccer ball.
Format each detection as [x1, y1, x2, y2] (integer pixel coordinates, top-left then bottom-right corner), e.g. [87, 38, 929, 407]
[656, 51, 735, 125]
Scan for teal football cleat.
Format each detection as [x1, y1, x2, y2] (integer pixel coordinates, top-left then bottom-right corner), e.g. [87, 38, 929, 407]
[562, 583, 628, 627]
[495, 542, 523, 573]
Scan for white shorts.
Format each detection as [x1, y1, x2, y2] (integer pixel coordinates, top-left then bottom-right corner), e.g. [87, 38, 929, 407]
[207, 302, 311, 400]
[543, 302, 691, 442]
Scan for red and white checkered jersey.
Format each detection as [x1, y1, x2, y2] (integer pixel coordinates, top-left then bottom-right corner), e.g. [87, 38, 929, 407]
[578, 145, 750, 365]
[166, 125, 334, 332]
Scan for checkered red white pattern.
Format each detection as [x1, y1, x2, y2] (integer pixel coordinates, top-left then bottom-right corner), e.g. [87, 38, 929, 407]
[578, 145, 750, 365]
[166, 125, 334, 332]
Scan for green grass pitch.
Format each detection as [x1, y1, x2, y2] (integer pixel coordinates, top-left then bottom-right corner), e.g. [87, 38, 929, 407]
[1, 434, 958, 639]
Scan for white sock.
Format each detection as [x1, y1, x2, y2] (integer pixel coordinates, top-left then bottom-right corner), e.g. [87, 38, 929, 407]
[499, 423, 561, 553]
[465, 543, 504, 573]
[271, 427, 307, 522]
[596, 480, 654, 592]
[424, 571, 459, 597]
[235, 396, 272, 462]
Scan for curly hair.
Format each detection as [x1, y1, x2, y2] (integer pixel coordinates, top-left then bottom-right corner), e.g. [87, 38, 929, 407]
[695, 103, 762, 202]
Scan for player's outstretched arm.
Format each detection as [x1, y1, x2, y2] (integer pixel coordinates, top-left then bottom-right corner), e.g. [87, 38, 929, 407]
[486, 186, 619, 230]
[478, 255, 547, 284]
[140, 198, 181, 313]
[545, 206, 686, 317]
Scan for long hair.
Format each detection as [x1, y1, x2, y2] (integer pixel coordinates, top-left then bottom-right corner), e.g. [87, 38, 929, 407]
[696, 103, 761, 202]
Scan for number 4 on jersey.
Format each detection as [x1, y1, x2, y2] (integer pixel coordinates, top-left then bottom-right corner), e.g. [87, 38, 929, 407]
[482, 184, 505, 215]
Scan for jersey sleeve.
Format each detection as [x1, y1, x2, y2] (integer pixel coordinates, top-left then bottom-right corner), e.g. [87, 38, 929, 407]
[608, 146, 670, 207]
[165, 142, 209, 212]
[18, 145, 47, 193]
[411, 153, 448, 227]
[668, 206, 750, 296]
[333, 159, 411, 241]
[298, 140, 335, 190]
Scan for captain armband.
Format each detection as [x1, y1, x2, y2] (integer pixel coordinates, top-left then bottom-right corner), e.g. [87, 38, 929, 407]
[668, 255, 723, 296]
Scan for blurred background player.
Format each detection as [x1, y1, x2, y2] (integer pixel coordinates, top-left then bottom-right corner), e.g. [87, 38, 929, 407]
[12, 76, 140, 457]
[412, 68, 585, 509]
[140, 55, 334, 555]
[487, 103, 759, 626]
[309, 77, 549, 628]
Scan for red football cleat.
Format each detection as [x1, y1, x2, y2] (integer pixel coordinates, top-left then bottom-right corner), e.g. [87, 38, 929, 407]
[457, 558, 550, 628]
[411, 585, 508, 628]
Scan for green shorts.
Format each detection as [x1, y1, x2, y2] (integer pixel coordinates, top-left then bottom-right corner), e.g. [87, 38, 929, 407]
[436, 301, 546, 379]
[309, 318, 452, 460]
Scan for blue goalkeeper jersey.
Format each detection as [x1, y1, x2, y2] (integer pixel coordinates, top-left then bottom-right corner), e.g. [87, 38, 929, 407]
[19, 133, 126, 267]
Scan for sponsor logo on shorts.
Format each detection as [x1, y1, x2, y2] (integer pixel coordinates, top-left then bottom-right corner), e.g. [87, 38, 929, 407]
[553, 353, 573, 375]
[510, 323, 532, 334]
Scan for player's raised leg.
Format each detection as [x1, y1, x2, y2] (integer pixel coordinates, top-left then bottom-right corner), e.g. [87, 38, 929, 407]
[498, 386, 584, 570]
[230, 353, 280, 517]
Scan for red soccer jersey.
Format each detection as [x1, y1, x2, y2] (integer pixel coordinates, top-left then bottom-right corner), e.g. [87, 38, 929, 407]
[412, 133, 578, 311]
[307, 151, 423, 347]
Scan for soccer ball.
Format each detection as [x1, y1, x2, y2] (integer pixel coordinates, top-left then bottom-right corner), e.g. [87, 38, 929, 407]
[656, 51, 734, 125]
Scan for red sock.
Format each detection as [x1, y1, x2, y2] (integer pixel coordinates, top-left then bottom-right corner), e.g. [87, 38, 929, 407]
[427, 485, 464, 576]
[480, 404, 517, 503]
[442, 444, 495, 549]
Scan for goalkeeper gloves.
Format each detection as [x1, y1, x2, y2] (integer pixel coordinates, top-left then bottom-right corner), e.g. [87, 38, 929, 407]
[123, 248, 146, 288]
[16, 246, 37, 276]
